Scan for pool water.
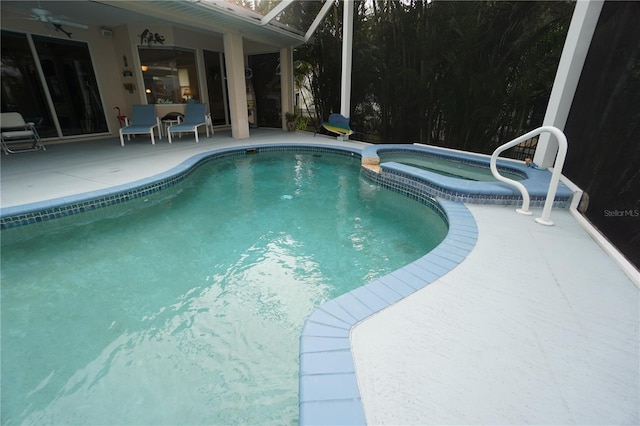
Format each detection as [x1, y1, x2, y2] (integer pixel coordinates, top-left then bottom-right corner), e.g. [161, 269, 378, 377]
[379, 153, 524, 181]
[1, 151, 448, 425]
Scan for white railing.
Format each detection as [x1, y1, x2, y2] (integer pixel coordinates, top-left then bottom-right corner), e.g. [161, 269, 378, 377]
[490, 126, 568, 226]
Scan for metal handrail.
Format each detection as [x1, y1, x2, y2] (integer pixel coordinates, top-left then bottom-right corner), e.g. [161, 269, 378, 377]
[490, 126, 568, 226]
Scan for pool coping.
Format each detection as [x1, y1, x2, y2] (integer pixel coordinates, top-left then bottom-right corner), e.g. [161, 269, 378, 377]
[298, 198, 477, 425]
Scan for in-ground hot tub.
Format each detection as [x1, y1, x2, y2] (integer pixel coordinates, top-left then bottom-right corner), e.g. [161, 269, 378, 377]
[361, 144, 573, 207]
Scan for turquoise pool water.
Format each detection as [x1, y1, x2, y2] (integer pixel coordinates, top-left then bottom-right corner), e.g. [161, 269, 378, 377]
[379, 152, 524, 181]
[1, 151, 448, 425]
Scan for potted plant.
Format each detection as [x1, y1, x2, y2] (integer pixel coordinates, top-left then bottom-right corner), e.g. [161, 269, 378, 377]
[285, 112, 298, 132]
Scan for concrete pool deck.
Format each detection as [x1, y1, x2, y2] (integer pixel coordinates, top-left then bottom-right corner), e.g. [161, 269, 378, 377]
[1, 128, 638, 424]
[353, 203, 638, 425]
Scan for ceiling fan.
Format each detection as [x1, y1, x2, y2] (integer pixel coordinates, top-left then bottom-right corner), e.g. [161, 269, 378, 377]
[29, 7, 88, 38]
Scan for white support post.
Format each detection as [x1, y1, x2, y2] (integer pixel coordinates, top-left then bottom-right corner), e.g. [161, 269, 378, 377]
[534, 0, 603, 167]
[280, 47, 294, 131]
[223, 32, 250, 139]
[340, 0, 354, 124]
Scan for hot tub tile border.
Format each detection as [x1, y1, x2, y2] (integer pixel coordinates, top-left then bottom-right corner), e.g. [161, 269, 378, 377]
[361, 144, 573, 208]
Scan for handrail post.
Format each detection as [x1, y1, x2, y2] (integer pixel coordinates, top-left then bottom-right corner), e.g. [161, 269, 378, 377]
[490, 128, 541, 216]
[534, 127, 568, 226]
[491, 126, 568, 226]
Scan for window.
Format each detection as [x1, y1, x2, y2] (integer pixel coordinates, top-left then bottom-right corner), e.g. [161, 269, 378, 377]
[139, 47, 198, 104]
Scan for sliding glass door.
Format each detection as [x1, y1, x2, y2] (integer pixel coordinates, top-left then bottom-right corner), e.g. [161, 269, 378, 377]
[32, 35, 107, 136]
[1, 30, 108, 138]
[1, 31, 56, 137]
[203, 50, 230, 126]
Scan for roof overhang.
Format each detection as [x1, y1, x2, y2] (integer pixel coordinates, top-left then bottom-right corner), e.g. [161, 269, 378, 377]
[94, 0, 307, 47]
[0, 0, 311, 48]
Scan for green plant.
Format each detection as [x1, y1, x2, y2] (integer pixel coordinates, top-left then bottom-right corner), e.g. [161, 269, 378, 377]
[285, 112, 299, 131]
[285, 112, 298, 123]
[297, 116, 308, 131]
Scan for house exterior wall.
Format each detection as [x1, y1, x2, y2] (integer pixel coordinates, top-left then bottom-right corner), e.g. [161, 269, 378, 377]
[1, 10, 293, 142]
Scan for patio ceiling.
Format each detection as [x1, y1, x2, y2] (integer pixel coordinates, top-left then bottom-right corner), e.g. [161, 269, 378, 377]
[100, 0, 307, 46]
[0, 0, 307, 47]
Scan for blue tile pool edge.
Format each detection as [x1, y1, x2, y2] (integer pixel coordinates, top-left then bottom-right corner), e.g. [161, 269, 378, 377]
[298, 199, 478, 426]
[0, 144, 361, 229]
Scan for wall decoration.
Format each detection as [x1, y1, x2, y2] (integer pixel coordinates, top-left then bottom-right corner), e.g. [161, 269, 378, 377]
[53, 24, 73, 38]
[114, 107, 127, 127]
[139, 29, 165, 46]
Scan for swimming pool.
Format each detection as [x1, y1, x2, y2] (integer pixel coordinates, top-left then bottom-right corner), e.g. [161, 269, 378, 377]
[0, 148, 448, 424]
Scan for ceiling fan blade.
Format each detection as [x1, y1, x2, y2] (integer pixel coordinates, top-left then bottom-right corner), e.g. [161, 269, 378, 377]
[30, 8, 51, 21]
[30, 8, 88, 30]
[48, 18, 88, 30]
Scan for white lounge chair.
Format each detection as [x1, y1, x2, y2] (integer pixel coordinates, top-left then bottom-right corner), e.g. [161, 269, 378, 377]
[1, 112, 46, 155]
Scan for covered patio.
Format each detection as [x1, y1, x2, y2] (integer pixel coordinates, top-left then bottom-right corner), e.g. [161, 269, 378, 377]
[0, 0, 311, 142]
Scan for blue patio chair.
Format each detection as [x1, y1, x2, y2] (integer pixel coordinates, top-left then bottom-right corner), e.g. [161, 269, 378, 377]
[119, 105, 161, 146]
[167, 103, 210, 143]
[1, 112, 46, 154]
